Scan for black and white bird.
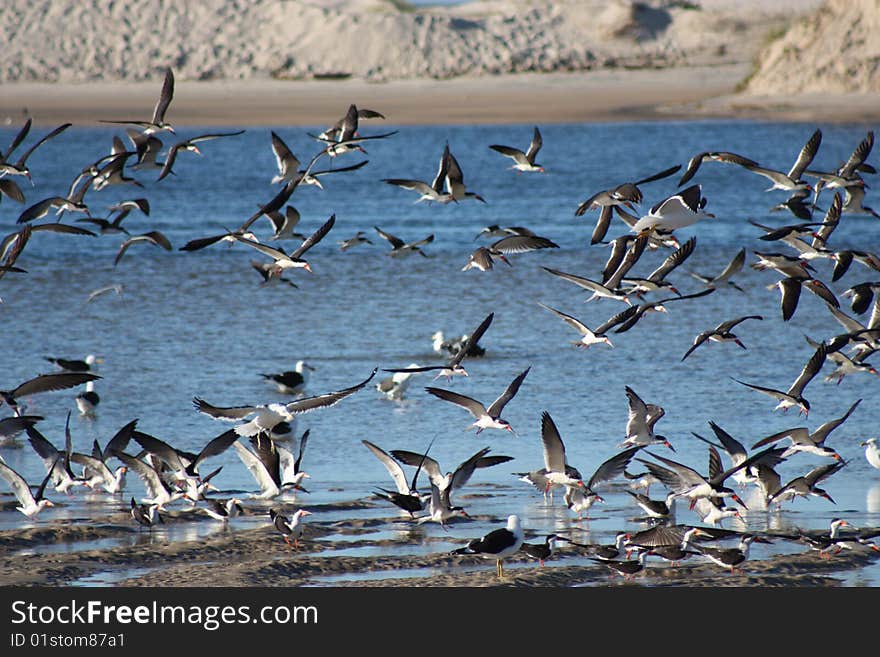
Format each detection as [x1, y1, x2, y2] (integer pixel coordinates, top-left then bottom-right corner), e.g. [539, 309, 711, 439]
[233, 213, 336, 276]
[362, 439, 429, 517]
[693, 534, 771, 575]
[452, 514, 524, 578]
[462, 234, 558, 271]
[489, 126, 544, 173]
[631, 185, 714, 234]
[373, 226, 434, 258]
[0, 455, 56, 518]
[733, 344, 827, 416]
[260, 361, 315, 395]
[767, 462, 846, 508]
[100, 67, 176, 135]
[113, 231, 173, 267]
[678, 151, 758, 186]
[750, 398, 860, 460]
[384, 313, 493, 380]
[425, 367, 530, 434]
[130, 497, 163, 529]
[269, 508, 311, 550]
[620, 386, 674, 451]
[232, 431, 311, 500]
[681, 315, 763, 361]
[193, 367, 376, 437]
[742, 128, 822, 194]
[1, 372, 101, 413]
[688, 248, 747, 292]
[537, 302, 616, 349]
[202, 498, 244, 523]
[156, 130, 246, 181]
[521, 534, 559, 566]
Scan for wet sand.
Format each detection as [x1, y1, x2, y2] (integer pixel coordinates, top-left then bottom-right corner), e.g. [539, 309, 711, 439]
[1, 500, 877, 588]
[3, 66, 880, 127]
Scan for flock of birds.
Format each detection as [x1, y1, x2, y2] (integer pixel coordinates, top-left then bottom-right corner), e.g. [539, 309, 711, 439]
[2, 66, 880, 584]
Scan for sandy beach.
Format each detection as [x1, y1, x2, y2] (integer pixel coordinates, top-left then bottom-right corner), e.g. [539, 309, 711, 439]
[1, 500, 877, 588]
[4, 66, 880, 128]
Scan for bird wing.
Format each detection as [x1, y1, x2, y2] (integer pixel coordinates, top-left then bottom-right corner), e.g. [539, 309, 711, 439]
[363, 440, 411, 494]
[542, 267, 609, 294]
[647, 236, 696, 282]
[8, 372, 100, 401]
[788, 129, 822, 181]
[811, 398, 861, 445]
[284, 368, 377, 415]
[539, 411, 567, 472]
[192, 397, 259, 421]
[526, 126, 543, 163]
[716, 315, 763, 333]
[424, 387, 487, 419]
[677, 152, 708, 187]
[271, 131, 300, 177]
[787, 344, 827, 396]
[449, 447, 494, 493]
[294, 429, 310, 474]
[290, 213, 336, 259]
[486, 366, 530, 417]
[778, 278, 802, 322]
[634, 164, 682, 186]
[383, 179, 435, 196]
[151, 67, 175, 125]
[232, 440, 277, 494]
[713, 248, 746, 283]
[373, 226, 405, 249]
[587, 446, 640, 490]
[448, 312, 494, 368]
[707, 421, 748, 463]
[590, 205, 614, 245]
[625, 386, 650, 439]
[605, 234, 649, 288]
[489, 145, 528, 165]
[13, 123, 72, 167]
[189, 428, 239, 476]
[538, 303, 595, 338]
[1, 118, 31, 162]
[490, 235, 559, 254]
[115, 452, 166, 499]
[681, 330, 713, 361]
[132, 431, 189, 473]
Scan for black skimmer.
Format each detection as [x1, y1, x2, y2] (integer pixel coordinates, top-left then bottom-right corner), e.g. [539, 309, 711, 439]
[114, 452, 186, 508]
[156, 130, 246, 181]
[461, 234, 558, 271]
[132, 427, 240, 488]
[203, 498, 244, 523]
[270, 131, 361, 187]
[842, 281, 880, 315]
[264, 206, 306, 242]
[16, 178, 91, 224]
[631, 185, 714, 234]
[692, 498, 743, 527]
[591, 550, 649, 581]
[338, 231, 373, 251]
[425, 366, 530, 434]
[637, 444, 777, 510]
[693, 534, 771, 574]
[861, 438, 880, 471]
[269, 508, 312, 549]
[521, 534, 559, 566]
[626, 490, 673, 520]
[452, 514, 524, 578]
[24, 418, 84, 495]
[644, 526, 710, 565]
[620, 386, 674, 451]
[77, 206, 137, 236]
[751, 251, 814, 279]
[489, 126, 544, 173]
[541, 235, 650, 305]
[475, 225, 536, 240]
[574, 164, 681, 244]
[373, 226, 434, 258]
[85, 284, 124, 304]
[803, 333, 879, 384]
[130, 497, 163, 529]
[770, 276, 838, 322]
[431, 328, 487, 359]
[384, 312, 493, 380]
[842, 185, 879, 218]
[419, 482, 469, 528]
[260, 361, 315, 395]
[807, 130, 874, 198]
[751, 398, 860, 460]
[443, 144, 486, 203]
[233, 432, 311, 500]
[113, 230, 173, 266]
[362, 439, 429, 517]
[0, 456, 55, 518]
[690, 420, 787, 487]
[251, 260, 299, 288]
[0, 121, 71, 185]
[383, 144, 454, 204]
[563, 532, 630, 560]
[0, 415, 42, 446]
[233, 213, 336, 275]
[732, 343, 827, 416]
[309, 104, 397, 157]
[391, 445, 513, 516]
[537, 302, 616, 349]
[768, 461, 848, 508]
[831, 249, 880, 282]
[100, 67, 176, 135]
[192, 367, 376, 437]
[677, 151, 758, 186]
[688, 247, 746, 292]
[681, 315, 763, 361]
[0, 371, 101, 413]
[621, 236, 697, 298]
[743, 128, 822, 194]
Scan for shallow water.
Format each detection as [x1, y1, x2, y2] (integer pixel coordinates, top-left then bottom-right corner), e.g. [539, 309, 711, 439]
[1, 119, 879, 585]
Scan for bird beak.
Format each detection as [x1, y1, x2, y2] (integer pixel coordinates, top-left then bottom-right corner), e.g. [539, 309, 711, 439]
[605, 337, 614, 348]
[301, 510, 313, 516]
[731, 494, 748, 510]
[664, 440, 675, 452]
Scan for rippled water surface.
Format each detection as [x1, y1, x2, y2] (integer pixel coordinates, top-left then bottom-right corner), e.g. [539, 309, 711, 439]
[1, 119, 878, 584]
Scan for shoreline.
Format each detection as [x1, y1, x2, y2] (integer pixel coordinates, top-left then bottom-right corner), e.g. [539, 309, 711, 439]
[3, 66, 879, 127]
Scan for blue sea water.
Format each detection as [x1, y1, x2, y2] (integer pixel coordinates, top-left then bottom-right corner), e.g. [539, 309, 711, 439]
[1, 118, 878, 584]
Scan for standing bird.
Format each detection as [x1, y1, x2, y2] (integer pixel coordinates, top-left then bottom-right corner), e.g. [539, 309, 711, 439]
[425, 367, 530, 434]
[452, 514, 525, 579]
[130, 497, 163, 529]
[861, 438, 880, 471]
[692, 534, 771, 575]
[260, 361, 315, 395]
[489, 126, 544, 173]
[269, 508, 311, 550]
[521, 534, 559, 566]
